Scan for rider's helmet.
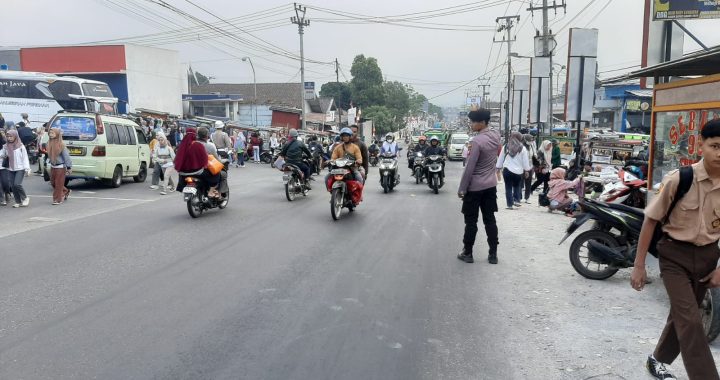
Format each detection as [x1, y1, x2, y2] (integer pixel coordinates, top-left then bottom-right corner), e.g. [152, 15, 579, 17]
[340, 127, 353, 137]
[418, 135, 427, 143]
[385, 133, 394, 142]
[334, 136, 341, 142]
[430, 136, 439, 145]
[289, 129, 299, 137]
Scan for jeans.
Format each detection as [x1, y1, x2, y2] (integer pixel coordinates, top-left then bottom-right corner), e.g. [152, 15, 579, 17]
[292, 161, 312, 181]
[236, 151, 245, 166]
[523, 171, 533, 200]
[502, 168, 522, 207]
[253, 146, 260, 162]
[161, 166, 178, 191]
[461, 187, 499, 254]
[151, 164, 164, 186]
[0, 169, 11, 196]
[10, 170, 27, 204]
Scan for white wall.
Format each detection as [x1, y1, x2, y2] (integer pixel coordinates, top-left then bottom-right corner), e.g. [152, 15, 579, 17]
[237, 104, 272, 126]
[124, 44, 185, 115]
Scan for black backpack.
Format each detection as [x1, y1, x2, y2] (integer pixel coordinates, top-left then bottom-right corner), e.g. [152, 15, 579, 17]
[648, 166, 693, 258]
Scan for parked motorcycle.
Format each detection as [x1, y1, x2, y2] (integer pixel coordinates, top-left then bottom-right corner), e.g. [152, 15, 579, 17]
[412, 152, 426, 184]
[598, 168, 647, 208]
[378, 152, 400, 193]
[260, 150, 273, 164]
[559, 198, 720, 342]
[179, 168, 229, 218]
[283, 160, 311, 201]
[326, 158, 363, 220]
[425, 155, 445, 194]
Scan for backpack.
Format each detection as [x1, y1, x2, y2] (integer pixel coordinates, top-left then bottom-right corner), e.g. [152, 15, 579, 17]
[648, 165, 693, 258]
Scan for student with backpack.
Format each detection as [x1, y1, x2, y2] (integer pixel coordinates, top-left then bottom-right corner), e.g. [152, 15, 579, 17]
[631, 119, 720, 380]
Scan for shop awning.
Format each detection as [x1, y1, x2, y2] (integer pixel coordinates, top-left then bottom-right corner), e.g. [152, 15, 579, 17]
[625, 89, 653, 98]
[629, 46, 720, 78]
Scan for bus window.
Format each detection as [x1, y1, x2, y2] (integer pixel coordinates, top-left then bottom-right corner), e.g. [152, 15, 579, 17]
[48, 80, 84, 110]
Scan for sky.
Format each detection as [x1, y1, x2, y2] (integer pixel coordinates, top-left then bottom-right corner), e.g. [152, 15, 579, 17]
[2, 0, 718, 107]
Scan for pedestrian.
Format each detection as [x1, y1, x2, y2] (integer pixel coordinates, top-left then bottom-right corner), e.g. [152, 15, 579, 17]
[631, 119, 720, 380]
[270, 132, 280, 156]
[234, 131, 246, 168]
[522, 134, 537, 204]
[250, 132, 261, 163]
[457, 109, 501, 265]
[150, 132, 175, 191]
[21, 113, 32, 130]
[547, 167, 579, 215]
[0, 130, 31, 207]
[0, 130, 12, 205]
[461, 141, 470, 167]
[551, 139, 561, 168]
[530, 140, 552, 194]
[496, 131, 531, 210]
[46, 128, 72, 205]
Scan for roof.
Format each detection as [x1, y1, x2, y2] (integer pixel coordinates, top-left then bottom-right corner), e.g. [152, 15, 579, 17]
[191, 83, 303, 109]
[625, 89, 653, 98]
[629, 45, 720, 78]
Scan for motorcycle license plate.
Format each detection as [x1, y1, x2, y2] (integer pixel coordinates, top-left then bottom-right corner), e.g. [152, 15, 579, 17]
[283, 174, 291, 183]
[331, 169, 347, 175]
[183, 187, 197, 195]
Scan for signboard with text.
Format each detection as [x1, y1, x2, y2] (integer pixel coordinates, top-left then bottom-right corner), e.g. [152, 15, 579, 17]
[654, 0, 720, 20]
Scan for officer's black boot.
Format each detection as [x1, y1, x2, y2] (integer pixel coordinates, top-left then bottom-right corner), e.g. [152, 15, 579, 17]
[488, 245, 498, 264]
[457, 247, 474, 263]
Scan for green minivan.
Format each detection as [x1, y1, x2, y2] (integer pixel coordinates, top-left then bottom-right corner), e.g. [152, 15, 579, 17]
[46, 111, 151, 187]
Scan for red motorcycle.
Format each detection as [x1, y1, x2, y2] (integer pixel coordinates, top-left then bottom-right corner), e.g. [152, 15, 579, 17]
[598, 167, 647, 208]
[326, 158, 363, 220]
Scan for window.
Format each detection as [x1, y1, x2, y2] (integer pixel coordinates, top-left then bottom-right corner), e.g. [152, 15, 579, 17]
[136, 129, 148, 144]
[117, 124, 129, 145]
[51, 116, 96, 141]
[126, 126, 137, 145]
[48, 80, 85, 110]
[451, 138, 467, 144]
[105, 123, 119, 144]
[82, 83, 113, 97]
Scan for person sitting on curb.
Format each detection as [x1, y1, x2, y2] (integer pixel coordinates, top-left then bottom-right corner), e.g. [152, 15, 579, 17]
[547, 167, 579, 216]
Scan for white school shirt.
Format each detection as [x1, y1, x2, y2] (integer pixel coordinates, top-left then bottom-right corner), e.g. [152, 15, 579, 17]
[496, 146, 531, 175]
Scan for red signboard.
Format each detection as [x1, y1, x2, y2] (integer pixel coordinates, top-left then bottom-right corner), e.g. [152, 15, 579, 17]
[20, 46, 127, 73]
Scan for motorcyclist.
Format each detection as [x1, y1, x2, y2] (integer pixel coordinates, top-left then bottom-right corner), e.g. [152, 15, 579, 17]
[423, 135, 447, 177]
[210, 124, 232, 152]
[197, 127, 226, 198]
[280, 129, 313, 187]
[307, 135, 324, 167]
[350, 125, 369, 179]
[381, 133, 400, 157]
[369, 140, 380, 156]
[409, 135, 428, 173]
[330, 127, 364, 183]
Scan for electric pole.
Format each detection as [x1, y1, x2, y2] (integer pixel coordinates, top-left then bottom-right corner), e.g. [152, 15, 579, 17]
[335, 58, 339, 82]
[478, 83, 490, 108]
[528, 0, 566, 139]
[494, 15, 519, 142]
[291, 3, 310, 130]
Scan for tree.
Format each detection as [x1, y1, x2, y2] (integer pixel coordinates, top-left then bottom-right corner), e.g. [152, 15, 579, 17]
[362, 105, 394, 136]
[350, 55, 385, 107]
[319, 82, 352, 110]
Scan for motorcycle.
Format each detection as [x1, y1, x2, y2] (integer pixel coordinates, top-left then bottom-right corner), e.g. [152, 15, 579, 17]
[27, 141, 39, 165]
[412, 152, 426, 184]
[179, 166, 230, 218]
[282, 159, 311, 201]
[369, 151, 379, 167]
[216, 148, 231, 170]
[598, 168, 647, 208]
[559, 198, 720, 342]
[309, 145, 323, 175]
[326, 158, 363, 221]
[425, 155, 445, 194]
[378, 151, 400, 193]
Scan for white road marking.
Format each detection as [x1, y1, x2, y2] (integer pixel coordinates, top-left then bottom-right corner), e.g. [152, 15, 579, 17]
[27, 195, 154, 202]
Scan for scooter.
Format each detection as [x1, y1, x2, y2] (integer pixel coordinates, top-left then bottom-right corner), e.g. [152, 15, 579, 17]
[425, 155, 445, 194]
[369, 151, 379, 167]
[598, 168, 647, 208]
[412, 152, 426, 184]
[558, 197, 720, 342]
[378, 151, 400, 193]
[326, 158, 363, 221]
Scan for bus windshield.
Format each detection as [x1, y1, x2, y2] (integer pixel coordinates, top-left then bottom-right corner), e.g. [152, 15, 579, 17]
[82, 83, 113, 97]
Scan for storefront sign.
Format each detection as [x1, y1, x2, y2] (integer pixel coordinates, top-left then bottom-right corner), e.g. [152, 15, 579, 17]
[654, 0, 720, 20]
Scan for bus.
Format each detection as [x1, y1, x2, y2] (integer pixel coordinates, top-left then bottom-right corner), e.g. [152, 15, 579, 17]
[0, 71, 116, 128]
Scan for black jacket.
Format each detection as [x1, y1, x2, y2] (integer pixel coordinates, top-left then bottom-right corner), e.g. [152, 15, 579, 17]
[424, 145, 446, 156]
[355, 139, 369, 175]
[281, 139, 312, 164]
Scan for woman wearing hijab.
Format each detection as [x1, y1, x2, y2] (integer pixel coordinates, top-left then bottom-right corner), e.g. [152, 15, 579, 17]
[150, 132, 175, 191]
[496, 131, 531, 210]
[0, 130, 13, 205]
[530, 140, 552, 194]
[173, 128, 220, 197]
[521, 134, 538, 204]
[46, 128, 73, 205]
[0, 130, 31, 207]
[547, 167, 580, 215]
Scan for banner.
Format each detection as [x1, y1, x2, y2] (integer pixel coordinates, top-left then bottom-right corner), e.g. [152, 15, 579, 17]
[654, 0, 720, 20]
[529, 57, 551, 124]
[304, 81, 315, 100]
[564, 28, 598, 123]
[511, 75, 530, 127]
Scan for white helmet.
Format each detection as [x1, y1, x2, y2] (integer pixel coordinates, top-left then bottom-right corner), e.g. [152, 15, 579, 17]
[385, 133, 394, 142]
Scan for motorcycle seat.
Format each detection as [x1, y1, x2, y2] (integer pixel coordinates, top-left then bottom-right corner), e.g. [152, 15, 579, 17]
[604, 202, 645, 217]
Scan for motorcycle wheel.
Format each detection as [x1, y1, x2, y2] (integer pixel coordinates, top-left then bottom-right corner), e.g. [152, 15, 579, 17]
[187, 195, 203, 218]
[415, 168, 421, 184]
[331, 188, 343, 220]
[432, 175, 439, 194]
[285, 178, 296, 202]
[569, 230, 620, 280]
[218, 190, 229, 209]
[703, 289, 720, 342]
[382, 177, 389, 194]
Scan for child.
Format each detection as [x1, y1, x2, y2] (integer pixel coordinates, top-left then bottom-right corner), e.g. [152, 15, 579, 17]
[547, 167, 579, 215]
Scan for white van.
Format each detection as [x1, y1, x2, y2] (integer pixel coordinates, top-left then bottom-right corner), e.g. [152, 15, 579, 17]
[45, 111, 150, 187]
[448, 133, 469, 160]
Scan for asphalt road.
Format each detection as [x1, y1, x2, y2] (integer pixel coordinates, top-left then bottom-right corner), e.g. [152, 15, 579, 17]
[1, 156, 717, 380]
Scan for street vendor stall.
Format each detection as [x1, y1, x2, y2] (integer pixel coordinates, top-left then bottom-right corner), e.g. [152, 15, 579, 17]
[628, 46, 720, 187]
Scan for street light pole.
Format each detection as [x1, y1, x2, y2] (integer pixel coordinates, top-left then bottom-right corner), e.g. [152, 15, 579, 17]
[242, 57, 257, 127]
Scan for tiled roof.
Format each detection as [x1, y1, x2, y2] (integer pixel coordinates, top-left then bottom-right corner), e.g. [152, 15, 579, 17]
[191, 83, 303, 109]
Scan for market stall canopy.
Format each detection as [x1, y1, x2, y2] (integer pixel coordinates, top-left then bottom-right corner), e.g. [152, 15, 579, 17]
[629, 45, 720, 78]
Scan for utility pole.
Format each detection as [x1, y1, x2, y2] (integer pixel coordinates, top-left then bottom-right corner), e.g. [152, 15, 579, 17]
[528, 0, 566, 140]
[291, 3, 310, 130]
[335, 58, 339, 82]
[494, 15, 519, 142]
[478, 83, 490, 108]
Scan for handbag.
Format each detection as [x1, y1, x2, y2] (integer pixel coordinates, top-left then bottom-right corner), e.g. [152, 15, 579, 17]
[538, 192, 550, 207]
[207, 154, 223, 175]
